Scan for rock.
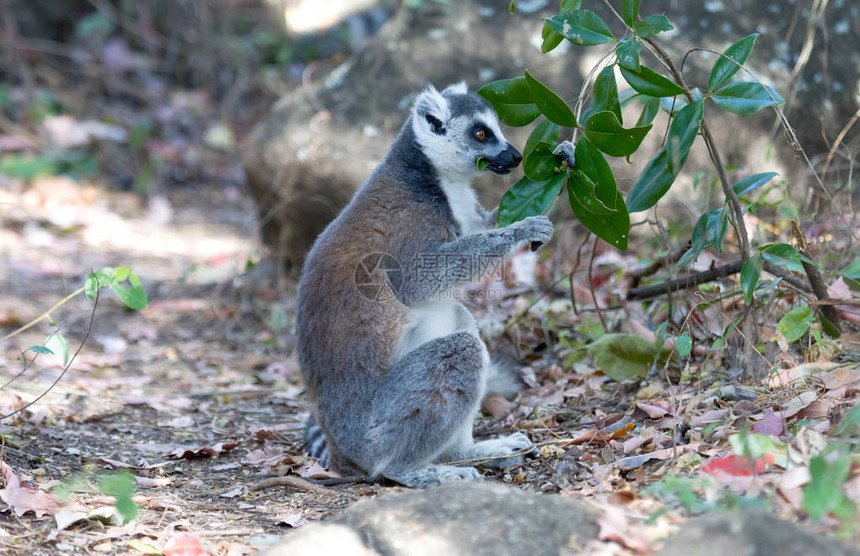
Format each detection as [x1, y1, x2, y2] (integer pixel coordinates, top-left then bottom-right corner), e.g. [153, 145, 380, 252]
[658, 511, 860, 556]
[262, 482, 600, 555]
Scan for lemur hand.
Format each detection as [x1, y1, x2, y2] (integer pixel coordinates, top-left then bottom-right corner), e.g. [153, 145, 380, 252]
[511, 215, 554, 251]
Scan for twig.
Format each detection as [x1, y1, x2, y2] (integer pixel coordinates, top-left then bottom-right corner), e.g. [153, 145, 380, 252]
[249, 475, 331, 495]
[0, 287, 84, 343]
[626, 259, 812, 301]
[810, 298, 860, 307]
[821, 107, 860, 178]
[790, 221, 842, 333]
[629, 242, 691, 288]
[627, 260, 743, 301]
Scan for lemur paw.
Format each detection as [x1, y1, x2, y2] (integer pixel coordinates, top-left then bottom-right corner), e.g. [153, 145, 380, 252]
[513, 215, 554, 250]
[473, 432, 535, 469]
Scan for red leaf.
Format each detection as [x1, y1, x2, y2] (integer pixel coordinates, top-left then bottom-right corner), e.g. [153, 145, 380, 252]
[163, 532, 209, 556]
[701, 454, 773, 477]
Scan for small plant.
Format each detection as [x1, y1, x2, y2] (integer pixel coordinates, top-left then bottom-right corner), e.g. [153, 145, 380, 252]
[480, 0, 851, 359]
[1, 266, 148, 420]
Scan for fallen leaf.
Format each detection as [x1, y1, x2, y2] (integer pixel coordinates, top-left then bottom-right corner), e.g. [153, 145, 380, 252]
[752, 409, 784, 436]
[219, 486, 244, 498]
[135, 476, 171, 488]
[164, 441, 242, 460]
[701, 454, 774, 477]
[0, 461, 61, 517]
[276, 512, 305, 528]
[819, 366, 860, 390]
[569, 429, 612, 446]
[163, 532, 208, 556]
[296, 459, 339, 480]
[597, 504, 650, 552]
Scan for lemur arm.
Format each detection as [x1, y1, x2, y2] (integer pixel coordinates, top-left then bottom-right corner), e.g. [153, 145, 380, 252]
[397, 215, 553, 305]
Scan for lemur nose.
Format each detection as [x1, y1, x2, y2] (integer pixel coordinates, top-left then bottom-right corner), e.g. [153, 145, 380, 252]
[506, 145, 523, 167]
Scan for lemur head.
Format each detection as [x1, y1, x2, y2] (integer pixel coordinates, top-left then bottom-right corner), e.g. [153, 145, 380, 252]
[411, 82, 522, 181]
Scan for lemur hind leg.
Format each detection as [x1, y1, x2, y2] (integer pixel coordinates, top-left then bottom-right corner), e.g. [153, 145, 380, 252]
[367, 330, 487, 487]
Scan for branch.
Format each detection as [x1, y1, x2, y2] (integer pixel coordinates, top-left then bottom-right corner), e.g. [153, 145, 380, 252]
[626, 259, 812, 301]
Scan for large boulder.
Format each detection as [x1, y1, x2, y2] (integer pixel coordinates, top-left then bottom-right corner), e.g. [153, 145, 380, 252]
[658, 510, 860, 556]
[262, 481, 600, 555]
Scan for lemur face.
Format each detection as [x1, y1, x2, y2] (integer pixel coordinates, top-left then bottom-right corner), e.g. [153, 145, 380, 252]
[412, 83, 522, 181]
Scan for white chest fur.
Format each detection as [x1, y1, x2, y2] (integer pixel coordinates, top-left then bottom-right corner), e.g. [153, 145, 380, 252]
[439, 178, 483, 236]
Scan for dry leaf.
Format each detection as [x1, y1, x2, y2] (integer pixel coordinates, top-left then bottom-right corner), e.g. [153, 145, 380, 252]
[0, 461, 61, 517]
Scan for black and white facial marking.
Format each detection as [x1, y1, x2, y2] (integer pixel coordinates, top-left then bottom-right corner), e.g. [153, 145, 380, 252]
[411, 82, 522, 235]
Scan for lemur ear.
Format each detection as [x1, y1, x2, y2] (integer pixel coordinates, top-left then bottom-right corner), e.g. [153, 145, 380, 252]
[414, 85, 449, 136]
[442, 81, 468, 95]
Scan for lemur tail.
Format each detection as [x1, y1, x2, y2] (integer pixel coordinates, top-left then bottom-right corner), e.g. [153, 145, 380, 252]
[303, 414, 330, 468]
[302, 359, 523, 467]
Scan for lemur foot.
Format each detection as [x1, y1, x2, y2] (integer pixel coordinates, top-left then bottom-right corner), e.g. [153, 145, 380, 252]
[386, 464, 482, 487]
[471, 432, 535, 469]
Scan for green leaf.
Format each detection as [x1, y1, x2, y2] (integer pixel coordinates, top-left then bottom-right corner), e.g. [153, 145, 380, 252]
[710, 81, 785, 116]
[99, 471, 138, 524]
[709, 33, 759, 91]
[498, 173, 566, 227]
[477, 158, 491, 171]
[762, 243, 805, 273]
[583, 66, 622, 123]
[568, 139, 630, 249]
[732, 172, 778, 198]
[28, 346, 55, 355]
[539, 0, 582, 52]
[523, 141, 559, 180]
[0, 153, 59, 180]
[840, 258, 860, 280]
[836, 404, 860, 436]
[582, 111, 652, 157]
[635, 14, 673, 38]
[636, 96, 661, 126]
[477, 77, 541, 127]
[677, 207, 728, 267]
[545, 10, 615, 46]
[524, 71, 577, 127]
[114, 284, 149, 311]
[803, 454, 855, 522]
[620, 0, 641, 27]
[626, 99, 704, 212]
[675, 334, 692, 358]
[741, 254, 762, 305]
[524, 119, 560, 158]
[569, 169, 616, 215]
[616, 36, 641, 71]
[777, 305, 815, 343]
[587, 333, 657, 381]
[540, 22, 565, 53]
[620, 65, 685, 97]
[45, 332, 71, 365]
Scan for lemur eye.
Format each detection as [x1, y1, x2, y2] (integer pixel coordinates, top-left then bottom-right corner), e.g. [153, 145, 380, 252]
[474, 127, 487, 141]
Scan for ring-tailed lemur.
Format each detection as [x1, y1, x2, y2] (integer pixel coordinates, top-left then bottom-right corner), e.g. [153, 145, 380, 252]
[297, 82, 554, 487]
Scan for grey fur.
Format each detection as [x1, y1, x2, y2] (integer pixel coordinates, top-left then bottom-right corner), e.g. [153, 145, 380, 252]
[297, 84, 553, 487]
